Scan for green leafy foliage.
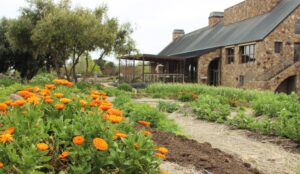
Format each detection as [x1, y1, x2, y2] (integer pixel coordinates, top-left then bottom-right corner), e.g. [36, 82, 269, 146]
[0, 76, 18, 87]
[158, 101, 179, 113]
[191, 94, 230, 123]
[30, 73, 57, 85]
[113, 95, 181, 134]
[117, 83, 133, 92]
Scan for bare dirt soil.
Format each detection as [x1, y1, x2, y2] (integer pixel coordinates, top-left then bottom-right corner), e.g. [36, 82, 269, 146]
[151, 128, 260, 174]
[134, 98, 300, 174]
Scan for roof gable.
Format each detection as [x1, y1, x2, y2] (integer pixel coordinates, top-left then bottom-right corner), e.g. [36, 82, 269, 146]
[159, 0, 300, 58]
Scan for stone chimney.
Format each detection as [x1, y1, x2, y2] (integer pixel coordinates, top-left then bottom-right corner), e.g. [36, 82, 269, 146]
[209, 12, 224, 27]
[173, 29, 185, 41]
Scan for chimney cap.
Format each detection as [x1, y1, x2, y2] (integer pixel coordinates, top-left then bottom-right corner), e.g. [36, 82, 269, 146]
[209, 11, 224, 18]
[173, 29, 185, 34]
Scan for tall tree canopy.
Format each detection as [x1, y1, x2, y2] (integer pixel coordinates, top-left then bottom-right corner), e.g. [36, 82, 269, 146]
[0, 0, 137, 81]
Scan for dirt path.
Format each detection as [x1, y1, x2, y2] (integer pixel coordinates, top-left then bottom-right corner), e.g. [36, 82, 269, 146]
[134, 98, 300, 174]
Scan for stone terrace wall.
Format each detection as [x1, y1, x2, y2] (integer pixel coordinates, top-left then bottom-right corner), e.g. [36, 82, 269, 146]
[224, 0, 281, 25]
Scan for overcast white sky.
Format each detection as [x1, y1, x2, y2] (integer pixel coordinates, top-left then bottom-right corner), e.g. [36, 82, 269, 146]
[0, 0, 243, 60]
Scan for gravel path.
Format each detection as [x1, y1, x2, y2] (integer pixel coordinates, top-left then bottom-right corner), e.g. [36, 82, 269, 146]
[134, 98, 300, 174]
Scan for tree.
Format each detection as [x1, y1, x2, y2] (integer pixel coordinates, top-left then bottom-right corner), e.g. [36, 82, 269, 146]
[0, 18, 12, 73]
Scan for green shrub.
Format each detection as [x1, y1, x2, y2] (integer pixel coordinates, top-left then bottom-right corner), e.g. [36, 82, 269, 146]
[226, 111, 255, 129]
[113, 95, 181, 134]
[178, 92, 197, 102]
[0, 75, 18, 87]
[30, 73, 57, 85]
[191, 94, 230, 123]
[158, 101, 179, 113]
[117, 83, 133, 92]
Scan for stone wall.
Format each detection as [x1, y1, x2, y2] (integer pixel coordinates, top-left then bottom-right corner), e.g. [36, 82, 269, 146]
[224, 0, 281, 25]
[197, 5, 300, 95]
[209, 16, 223, 27]
[197, 49, 221, 84]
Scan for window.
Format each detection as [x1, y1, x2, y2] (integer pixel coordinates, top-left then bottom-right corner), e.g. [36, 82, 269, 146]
[294, 43, 300, 61]
[239, 75, 245, 86]
[226, 48, 235, 64]
[274, 42, 282, 53]
[240, 44, 256, 64]
[295, 19, 300, 34]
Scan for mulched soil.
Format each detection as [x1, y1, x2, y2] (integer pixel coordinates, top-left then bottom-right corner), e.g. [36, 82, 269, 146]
[151, 129, 261, 174]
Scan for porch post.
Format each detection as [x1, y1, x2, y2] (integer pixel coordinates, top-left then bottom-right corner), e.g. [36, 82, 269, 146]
[133, 59, 135, 82]
[183, 60, 186, 83]
[142, 57, 145, 82]
[118, 58, 121, 84]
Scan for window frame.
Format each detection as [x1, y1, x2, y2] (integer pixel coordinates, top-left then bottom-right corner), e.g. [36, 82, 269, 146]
[294, 42, 300, 61]
[226, 47, 235, 64]
[240, 44, 256, 64]
[274, 41, 282, 54]
[295, 19, 300, 34]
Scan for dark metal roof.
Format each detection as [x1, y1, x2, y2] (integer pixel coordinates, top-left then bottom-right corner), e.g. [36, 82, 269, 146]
[121, 54, 186, 61]
[159, 0, 300, 58]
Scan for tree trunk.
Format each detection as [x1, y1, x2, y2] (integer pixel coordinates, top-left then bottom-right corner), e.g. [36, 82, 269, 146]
[84, 51, 89, 81]
[54, 59, 61, 78]
[64, 61, 70, 81]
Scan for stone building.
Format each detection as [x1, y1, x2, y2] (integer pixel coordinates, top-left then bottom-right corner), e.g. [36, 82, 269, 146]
[121, 0, 300, 95]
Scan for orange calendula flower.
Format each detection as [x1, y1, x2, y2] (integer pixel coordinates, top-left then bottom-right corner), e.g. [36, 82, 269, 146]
[17, 91, 33, 99]
[40, 89, 51, 96]
[93, 138, 108, 151]
[138, 120, 151, 127]
[60, 98, 71, 104]
[0, 103, 8, 112]
[59, 151, 70, 159]
[11, 100, 26, 107]
[54, 93, 64, 98]
[27, 96, 40, 105]
[107, 109, 122, 116]
[143, 130, 152, 136]
[79, 100, 88, 107]
[0, 133, 13, 144]
[80, 107, 85, 112]
[45, 98, 54, 104]
[4, 100, 12, 106]
[155, 152, 166, 159]
[4, 127, 15, 135]
[158, 147, 169, 154]
[99, 104, 112, 111]
[73, 136, 84, 145]
[90, 100, 102, 107]
[45, 84, 55, 90]
[91, 94, 99, 99]
[134, 143, 140, 150]
[0, 162, 4, 168]
[106, 115, 125, 123]
[36, 143, 49, 151]
[114, 133, 128, 139]
[55, 104, 65, 110]
[161, 171, 169, 174]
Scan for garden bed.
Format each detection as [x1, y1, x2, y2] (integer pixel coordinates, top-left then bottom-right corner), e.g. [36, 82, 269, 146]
[151, 128, 260, 174]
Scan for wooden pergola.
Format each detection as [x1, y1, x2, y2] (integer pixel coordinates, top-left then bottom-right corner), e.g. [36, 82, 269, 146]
[119, 54, 198, 83]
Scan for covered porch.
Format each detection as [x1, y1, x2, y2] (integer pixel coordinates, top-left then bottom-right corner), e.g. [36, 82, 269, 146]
[119, 54, 198, 83]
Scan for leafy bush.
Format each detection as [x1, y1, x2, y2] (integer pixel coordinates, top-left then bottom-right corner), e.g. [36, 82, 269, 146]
[30, 73, 57, 85]
[178, 92, 198, 102]
[191, 94, 230, 123]
[252, 93, 300, 117]
[113, 95, 181, 134]
[0, 75, 18, 87]
[158, 101, 179, 113]
[117, 83, 133, 92]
